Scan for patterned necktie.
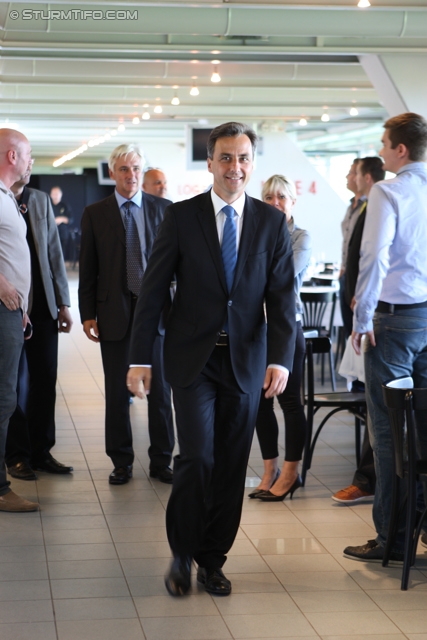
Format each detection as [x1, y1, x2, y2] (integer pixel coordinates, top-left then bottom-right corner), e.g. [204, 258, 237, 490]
[221, 205, 237, 293]
[123, 201, 143, 296]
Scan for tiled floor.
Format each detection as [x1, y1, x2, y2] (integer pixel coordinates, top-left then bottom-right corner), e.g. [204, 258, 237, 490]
[2, 271, 427, 640]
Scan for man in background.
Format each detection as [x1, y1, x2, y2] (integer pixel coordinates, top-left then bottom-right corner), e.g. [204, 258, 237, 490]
[332, 156, 385, 505]
[79, 144, 175, 486]
[50, 186, 74, 260]
[344, 113, 427, 563]
[0, 127, 38, 512]
[5, 169, 73, 480]
[143, 168, 168, 199]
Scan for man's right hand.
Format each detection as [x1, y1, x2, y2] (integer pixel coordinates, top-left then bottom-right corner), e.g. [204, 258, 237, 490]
[126, 366, 152, 398]
[83, 319, 100, 343]
[0, 274, 20, 311]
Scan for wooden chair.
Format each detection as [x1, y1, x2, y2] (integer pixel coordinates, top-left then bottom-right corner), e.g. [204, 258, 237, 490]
[300, 290, 337, 390]
[382, 376, 427, 590]
[301, 336, 366, 486]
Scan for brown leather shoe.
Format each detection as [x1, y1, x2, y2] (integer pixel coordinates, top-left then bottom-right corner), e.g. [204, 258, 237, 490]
[332, 484, 373, 504]
[0, 490, 39, 512]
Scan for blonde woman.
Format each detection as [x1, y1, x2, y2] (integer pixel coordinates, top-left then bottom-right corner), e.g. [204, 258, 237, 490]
[250, 175, 311, 501]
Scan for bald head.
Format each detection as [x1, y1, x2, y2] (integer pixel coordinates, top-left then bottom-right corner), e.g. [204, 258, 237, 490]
[143, 169, 168, 198]
[0, 128, 32, 189]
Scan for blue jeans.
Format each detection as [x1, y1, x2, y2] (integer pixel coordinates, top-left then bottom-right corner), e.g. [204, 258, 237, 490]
[0, 304, 24, 495]
[364, 307, 427, 551]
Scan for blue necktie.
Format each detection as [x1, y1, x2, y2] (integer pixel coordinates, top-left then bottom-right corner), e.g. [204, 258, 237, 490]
[221, 205, 237, 293]
[123, 201, 143, 296]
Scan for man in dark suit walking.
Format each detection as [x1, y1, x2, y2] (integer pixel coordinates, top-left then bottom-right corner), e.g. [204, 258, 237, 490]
[79, 144, 175, 486]
[127, 122, 296, 596]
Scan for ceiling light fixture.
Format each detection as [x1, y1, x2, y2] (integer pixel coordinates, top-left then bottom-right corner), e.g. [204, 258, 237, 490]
[153, 105, 163, 114]
[117, 124, 126, 132]
[53, 143, 88, 167]
[321, 113, 330, 122]
[357, 0, 371, 7]
[171, 94, 180, 106]
[299, 118, 308, 127]
[190, 85, 200, 96]
[132, 116, 140, 125]
[350, 106, 359, 116]
[142, 112, 150, 120]
[211, 66, 221, 83]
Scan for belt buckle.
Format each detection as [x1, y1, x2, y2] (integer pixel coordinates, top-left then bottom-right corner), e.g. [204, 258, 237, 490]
[216, 331, 228, 346]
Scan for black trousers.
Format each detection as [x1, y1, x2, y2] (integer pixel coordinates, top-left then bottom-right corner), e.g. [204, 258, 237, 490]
[100, 309, 174, 469]
[352, 421, 376, 493]
[168, 345, 260, 569]
[255, 321, 306, 461]
[6, 316, 58, 465]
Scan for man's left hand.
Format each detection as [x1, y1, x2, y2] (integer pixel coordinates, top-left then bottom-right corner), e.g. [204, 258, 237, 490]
[58, 306, 73, 333]
[263, 367, 289, 398]
[351, 329, 375, 355]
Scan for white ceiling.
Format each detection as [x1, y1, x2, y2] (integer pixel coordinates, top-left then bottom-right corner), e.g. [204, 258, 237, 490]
[1, 1, 426, 171]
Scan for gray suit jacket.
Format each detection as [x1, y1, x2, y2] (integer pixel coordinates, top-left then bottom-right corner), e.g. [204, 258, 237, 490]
[79, 191, 171, 341]
[26, 187, 70, 318]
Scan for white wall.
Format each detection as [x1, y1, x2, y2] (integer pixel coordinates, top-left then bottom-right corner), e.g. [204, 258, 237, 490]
[141, 130, 348, 264]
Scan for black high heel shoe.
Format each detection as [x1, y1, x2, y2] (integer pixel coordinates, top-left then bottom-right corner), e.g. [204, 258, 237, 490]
[260, 475, 302, 502]
[248, 469, 280, 499]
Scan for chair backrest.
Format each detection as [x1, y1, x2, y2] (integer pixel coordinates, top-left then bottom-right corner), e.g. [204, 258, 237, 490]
[304, 336, 332, 406]
[382, 377, 427, 479]
[300, 290, 337, 335]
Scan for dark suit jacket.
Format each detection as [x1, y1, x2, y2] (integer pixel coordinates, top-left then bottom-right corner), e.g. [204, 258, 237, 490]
[129, 191, 296, 393]
[26, 188, 70, 318]
[78, 191, 172, 341]
[345, 208, 367, 307]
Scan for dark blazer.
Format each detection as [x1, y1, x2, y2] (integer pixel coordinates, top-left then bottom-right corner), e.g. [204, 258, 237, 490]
[345, 208, 367, 307]
[130, 191, 296, 393]
[26, 188, 70, 317]
[78, 191, 172, 341]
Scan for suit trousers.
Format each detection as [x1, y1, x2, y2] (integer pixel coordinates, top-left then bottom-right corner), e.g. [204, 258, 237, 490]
[167, 344, 260, 569]
[147, 334, 175, 470]
[6, 316, 58, 465]
[100, 302, 174, 469]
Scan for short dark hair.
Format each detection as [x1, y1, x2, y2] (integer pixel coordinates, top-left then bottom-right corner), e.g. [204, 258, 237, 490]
[384, 112, 427, 162]
[207, 122, 258, 159]
[359, 156, 385, 183]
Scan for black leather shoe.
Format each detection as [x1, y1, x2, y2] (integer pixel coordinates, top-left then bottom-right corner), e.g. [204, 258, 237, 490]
[32, 454, 73, 475]
[7, 461, 38, 481]
[197, 566, 231, 596]
[165, 556, 191, 596]
[109, 466, 133, 485]
[149, 466, 173, 484]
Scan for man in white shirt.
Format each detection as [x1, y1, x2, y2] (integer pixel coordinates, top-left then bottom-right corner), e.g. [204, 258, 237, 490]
[0, 128, 39, 512]
[343, 112, 427, 563]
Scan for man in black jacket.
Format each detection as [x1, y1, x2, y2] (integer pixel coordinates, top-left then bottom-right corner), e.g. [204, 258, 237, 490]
[333, 156, 385, 505]
[127, 122, 296, 597]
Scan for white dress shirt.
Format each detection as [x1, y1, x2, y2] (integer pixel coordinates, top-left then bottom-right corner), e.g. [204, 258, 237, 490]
[353, 162, 427, 334]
